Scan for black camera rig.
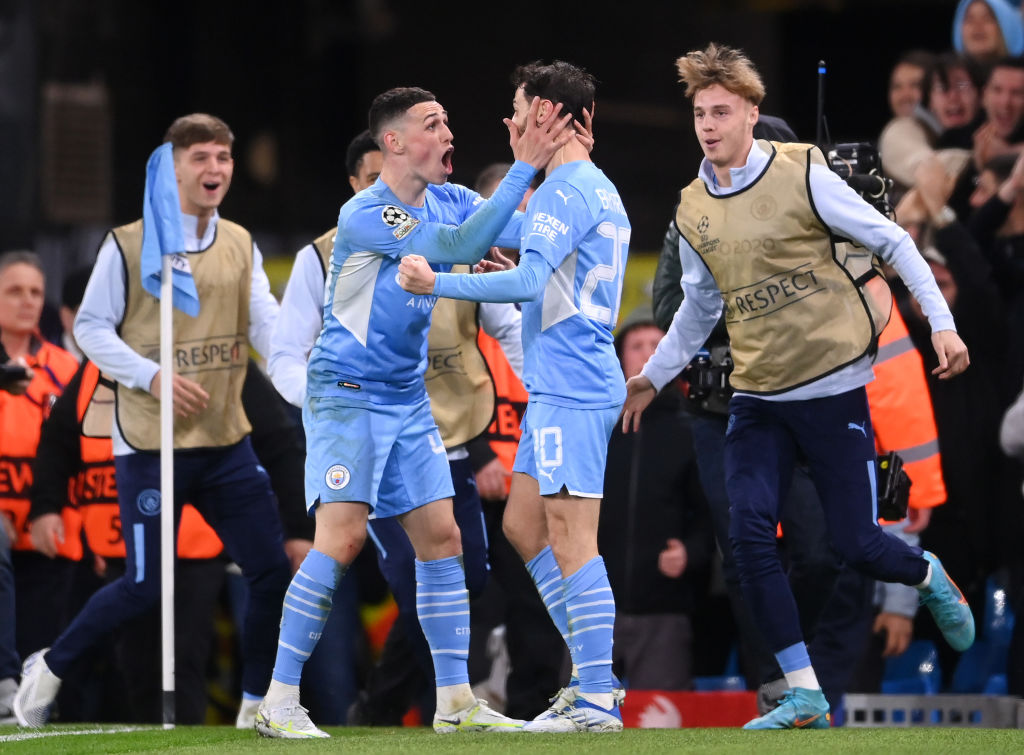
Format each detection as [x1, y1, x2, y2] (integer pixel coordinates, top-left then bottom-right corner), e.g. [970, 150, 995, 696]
[826, 142, 894, 218]
[682, 344, 734, 415]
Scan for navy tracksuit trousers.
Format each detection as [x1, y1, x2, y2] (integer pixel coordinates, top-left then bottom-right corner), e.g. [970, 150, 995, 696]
[725, 387, 928, 655]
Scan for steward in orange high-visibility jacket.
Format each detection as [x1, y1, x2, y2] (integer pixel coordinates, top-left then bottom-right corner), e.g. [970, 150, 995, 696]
[0, 338, 81, 558]
[477, 330, 528, 499]
[866, 305, 946, 515]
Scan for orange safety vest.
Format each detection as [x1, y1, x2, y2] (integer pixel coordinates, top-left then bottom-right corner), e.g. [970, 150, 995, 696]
[74, 361, 223, 559]
[865, 305, 946, 510]
[0, 339, 82, 557]
[477, 331, 528, 498]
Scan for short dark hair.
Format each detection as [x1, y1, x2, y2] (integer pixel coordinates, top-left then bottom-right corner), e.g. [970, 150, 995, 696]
[163, 113, 234, 150]
[474, 162, 542, 198]
[345, 129, 380, 178]
[894, 49, 936, 74]
[512, 60, 596, 126]
[923, 53, 980, 109]
[988, 55, 1024, 84]
[474, 163, 513, 196]
[368, 87, 437, 146]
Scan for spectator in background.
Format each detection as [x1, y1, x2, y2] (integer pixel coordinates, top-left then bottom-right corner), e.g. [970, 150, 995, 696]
[0, 251, 81, 686]
[953, 0, 1024, 78]
[965, 151, 1024, 397]
[974, 57, 1024, 168]
[879, 54, 978, 197]
[888, 51, 935, 120]
[941, 57, 1024, 219]
[55, 268, 92, 364]
[599, 306, 713, 691]
[14, 113, 293, 728]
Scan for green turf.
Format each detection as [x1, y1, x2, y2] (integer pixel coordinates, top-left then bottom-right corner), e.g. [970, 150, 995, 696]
[2, 725, 1024, 754]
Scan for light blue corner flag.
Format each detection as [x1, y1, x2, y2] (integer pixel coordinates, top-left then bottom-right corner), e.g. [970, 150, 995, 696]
[140, 142, 200, 316]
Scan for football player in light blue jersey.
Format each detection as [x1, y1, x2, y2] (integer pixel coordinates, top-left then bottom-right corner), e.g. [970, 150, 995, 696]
[399, 61, 629, 733]
[255, 86, 576, 739]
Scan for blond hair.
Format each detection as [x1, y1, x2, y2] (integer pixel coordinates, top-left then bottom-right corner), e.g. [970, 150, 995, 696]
[676, 43, 765, 104]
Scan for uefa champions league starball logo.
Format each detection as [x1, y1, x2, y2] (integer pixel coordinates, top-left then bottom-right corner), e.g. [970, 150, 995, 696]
[381, 205, 410, 227]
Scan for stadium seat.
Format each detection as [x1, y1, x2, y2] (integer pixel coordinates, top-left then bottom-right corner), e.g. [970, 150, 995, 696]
[693, 675, 746, 692]
[951, 576, 1015, 694]
[881, 639, 941, 694]
[693, 645, 745, 691]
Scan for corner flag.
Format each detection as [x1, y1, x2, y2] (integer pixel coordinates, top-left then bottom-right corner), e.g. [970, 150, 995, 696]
[141, 142, 200, 316]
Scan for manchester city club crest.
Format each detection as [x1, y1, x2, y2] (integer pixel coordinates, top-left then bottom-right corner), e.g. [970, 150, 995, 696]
[137, 488, 161, 516]
[751, 195, 778, 220]
[325, 464, 351, 490]
[382, 205, 410, 227]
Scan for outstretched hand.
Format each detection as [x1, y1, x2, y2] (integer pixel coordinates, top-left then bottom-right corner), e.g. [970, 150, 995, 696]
[621, 374, 657, 433]
[474, 248, 516, 274]
[931, 330, 969, 380]
[505, 96, 574, 170]
[398, 254, 436, 295]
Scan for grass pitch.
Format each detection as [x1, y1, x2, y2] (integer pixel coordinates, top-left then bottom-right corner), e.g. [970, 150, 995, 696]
[2, 724, 1024, 754]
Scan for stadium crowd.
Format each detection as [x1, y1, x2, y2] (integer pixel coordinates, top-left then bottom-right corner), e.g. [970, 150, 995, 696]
[1, 0, 1024, 732]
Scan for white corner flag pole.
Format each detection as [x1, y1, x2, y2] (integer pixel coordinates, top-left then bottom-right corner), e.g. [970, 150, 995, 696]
[159, 254, 176, 729]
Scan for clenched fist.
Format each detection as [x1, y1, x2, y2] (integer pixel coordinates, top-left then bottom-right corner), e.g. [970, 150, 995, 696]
[398, 255, 435, 295]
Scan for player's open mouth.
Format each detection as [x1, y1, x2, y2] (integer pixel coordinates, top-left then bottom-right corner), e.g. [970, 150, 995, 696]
[442, 147, 454, 175]
[203, 181, 220, 191]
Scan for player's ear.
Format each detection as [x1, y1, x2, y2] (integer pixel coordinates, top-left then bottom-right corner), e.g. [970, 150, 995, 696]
[383, 129, 403, 154]
[537, 99, 554, 125]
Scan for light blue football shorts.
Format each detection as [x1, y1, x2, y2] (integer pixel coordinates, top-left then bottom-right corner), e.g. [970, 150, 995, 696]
[303, 393, 454, 517]
[512, 400, 621, 498]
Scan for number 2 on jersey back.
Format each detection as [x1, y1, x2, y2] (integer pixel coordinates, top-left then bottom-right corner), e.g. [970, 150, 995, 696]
[580, 222, 630, 326]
